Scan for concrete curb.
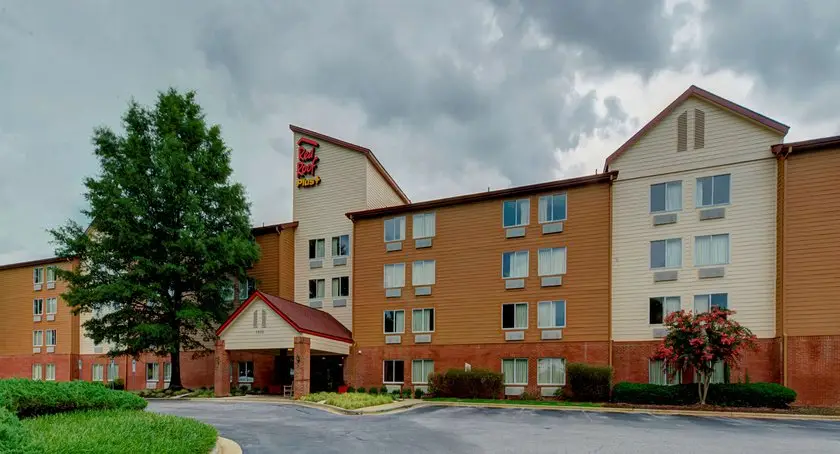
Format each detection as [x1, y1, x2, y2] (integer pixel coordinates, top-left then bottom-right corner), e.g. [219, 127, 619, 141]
[212, 437, 242, 454]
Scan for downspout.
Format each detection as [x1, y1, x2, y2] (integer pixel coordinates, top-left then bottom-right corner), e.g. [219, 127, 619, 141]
[607, 171, 614, 370]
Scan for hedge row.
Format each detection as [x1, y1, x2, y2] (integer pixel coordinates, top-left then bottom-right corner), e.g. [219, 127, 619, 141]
[565, 364, 613, 402]
[612, 382, 797, 408]
[0, 407, 34, 453]
[428, 369, 504, 399]
[0, 379, 147, 418]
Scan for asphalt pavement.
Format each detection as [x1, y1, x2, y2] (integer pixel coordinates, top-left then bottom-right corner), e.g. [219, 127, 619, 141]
[147, 400, 840, 454]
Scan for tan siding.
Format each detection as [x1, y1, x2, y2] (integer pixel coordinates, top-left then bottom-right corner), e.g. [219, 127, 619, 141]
[221, 298, 300, 350]
[352, 182, 612, 348]
[251, 233, 280, 295]
[305, 334, 351, 355]
[776, 158, 785, 336]
[278, 228, 295, 301]
[365, 160, 406, 209]
[783, 148, 840, 336]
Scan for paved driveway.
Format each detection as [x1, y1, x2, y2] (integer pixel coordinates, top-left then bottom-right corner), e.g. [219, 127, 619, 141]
[148, 400, 840, 454]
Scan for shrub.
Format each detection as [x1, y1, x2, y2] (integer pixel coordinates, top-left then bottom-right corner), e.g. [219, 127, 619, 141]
[428, 369, 504, 399]
[111, 379, 125, 391]
[379, 386, 388, 395]
[402, 388, 413, 399]
[301, 392, 393, 410]
[0, 407, 34, 453]
[368, 387, 378, 395]
[346, 387, 355, 393]
[566, 363, 612, 402]
[414, 388, 424, 399]
[519, 391, 539, 401]
[611, 382, 796, 408]
[391, 389, 401, 397]
[0, 379, 147, 418]
[611, 382, 696, 406]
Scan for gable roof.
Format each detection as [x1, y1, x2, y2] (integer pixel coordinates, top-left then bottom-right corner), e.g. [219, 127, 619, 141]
[0, 256, 74, 272]
[216, 290, 353, 343]
[771, 134, 840, 157]
[289, 125, 411, 204]
[251, 221, 298, 236]
[603, 85, 790, 171]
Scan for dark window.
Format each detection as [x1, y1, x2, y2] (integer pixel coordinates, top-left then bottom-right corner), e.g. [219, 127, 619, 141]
[650, 297, 664, 324]
[332, 235, 350, 257]
[384, 360, 404, 383]
[308, 239, 325, 259]
[332, 277, 349, 297]
[308, 279, 324, 299]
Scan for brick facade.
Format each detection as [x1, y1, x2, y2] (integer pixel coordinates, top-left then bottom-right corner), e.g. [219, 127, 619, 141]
[786, 335, 840, 406]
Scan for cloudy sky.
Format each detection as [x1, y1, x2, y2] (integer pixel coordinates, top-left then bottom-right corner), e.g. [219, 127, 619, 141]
[1, 0, 838, 263]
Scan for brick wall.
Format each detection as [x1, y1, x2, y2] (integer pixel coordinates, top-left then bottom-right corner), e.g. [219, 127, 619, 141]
[787, 335, 840, 406]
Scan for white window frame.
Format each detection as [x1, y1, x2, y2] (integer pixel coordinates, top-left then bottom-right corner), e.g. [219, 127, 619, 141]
[537, 300, 566, 329]
[46, 297, 58, 315]
[331, 235, 350, 257]
[45, 363, 56, 381]
[502, 199, 530, 228]
[650, 238, 682, 269]
[650, 181, 682, 213]
[537, 358, 566, 386]
[384, 216, 406, 242]
[32, 363, 43, 381]
[383, 359, 405, 384]
[383, 310, 405, 334]
[649, 359, 681, 385]
[538, 247, 567, 276]
[694, 234, 730, 266]
[383, 263, 406, 289]
[411, 359, 434, 384]
[146, 363, 159, 382]
[33, 299, 44, 316]
[33, 330, 43, 347]
[238, 361, 254, 383]
[695, 174, 731, 208]
[33, 267, 44, 285]
[308, 238, 325, 259]
[502, 250, 529, 279]
[92, 364, 104, 382]
[332, 276, 350, 298]
[46, 266, 57, 284]
[412, 260, 436, 286]
[107, 363, 119, 382]
[308, 279, 325, 300]
[694, 293, 728, 313]
[46, 330, 56, 346]
[164, 362, 172, 383]
[411, 308, 435, 333]
[501, 302, 528, 330]
[694, 361, 727, 385]
[538, 193, 567, 223]
[412, 212, 436, 239]
[649, 296, 681, 325]
[502, 358, 528, 385]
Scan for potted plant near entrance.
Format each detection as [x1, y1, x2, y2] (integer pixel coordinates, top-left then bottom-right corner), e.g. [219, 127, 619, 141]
[337, 383, 349, 394]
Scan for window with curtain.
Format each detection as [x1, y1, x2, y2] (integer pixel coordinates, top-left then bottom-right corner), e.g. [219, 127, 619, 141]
[45, 330, 56, 346]
[384, 216, 406, 242]
[31, 364, 43, 381]
[538, 193, 567, 223]
[45, 364, 56, 381]
[146, 363, 159, 382]
[538, 301, 566, 328]
[411, 359, 434, 384]
[537, 358, 566, 385]
[502, 199, 530, 228]
[238, 361, 254, 383]
[412, 260, 436, 286]
[650, 181, 682, 213]
[383, 360, 405, 383]
[694, 361, 727, 384]
[108, 363, 119, 382]
[412, 308, 434, 333]
[46, 297, 57, 314]
[33, 267, 43, 285]
[694, 234, 729, 266]
[92, 364, 104, 382]
[538, 247, 567, 276]
[694, 293, 728, 313]
[650, 238, 682, 269]
[502, 251, 529, 278]
[412, 212, 436, 239]
[164, 363, 172, 382]
[332, 277, 350, 297]
[384, 310, 405, 334]
[384, 263, 405, 288]
[649, 360, 680, 385]
[696, 174, 731, 207]
[309, 279, 325, 300]
[331, 235, 350, 257]
[33, 299, 43, 316]
[502, 358, 528, 384]
[649, 296, 681, 324]
[308, 238, 325, 259]
[46, 266, 56, 283]
[502, 303, 528, 329]
[33, 330, 43, 347]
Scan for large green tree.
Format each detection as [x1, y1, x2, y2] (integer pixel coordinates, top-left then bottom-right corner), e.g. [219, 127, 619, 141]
[52, 89, 260, 389]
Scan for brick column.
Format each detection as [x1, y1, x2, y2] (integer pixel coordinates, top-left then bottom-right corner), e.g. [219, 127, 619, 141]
[293, 337, 311, 398]
[214, 340, 230, 397]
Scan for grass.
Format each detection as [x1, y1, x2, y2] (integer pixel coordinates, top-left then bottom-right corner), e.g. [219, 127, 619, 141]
[301, 392, 394, 410]
[22, 409, 217, 454]
[426, 397, 602, 408]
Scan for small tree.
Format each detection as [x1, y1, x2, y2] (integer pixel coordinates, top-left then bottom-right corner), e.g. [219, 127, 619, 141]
[652, 308, 757, 405]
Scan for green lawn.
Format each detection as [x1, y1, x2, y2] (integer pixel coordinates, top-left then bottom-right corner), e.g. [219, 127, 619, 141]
[301, 392, 394, 410]
[426, 397, 602, 408]
[22, 409, 217, 454]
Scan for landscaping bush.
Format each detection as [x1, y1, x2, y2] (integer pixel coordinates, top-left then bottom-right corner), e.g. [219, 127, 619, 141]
[110, 379, 125, 391]
[428, 369, 504, 399]
[301, 392, 393, 410]
[0, 407, 34, 453]
[611, 382, 797, 408]
[0, 379, 147, 418]
[565, 363, 612, 402]
[402, 388, 413, 399]
[611, 382, 696, 406]
[379, 386, 388, 395]
[368, 387, 378, 395]
[346, 386, 355, 393]
[414, 388, 424, 399]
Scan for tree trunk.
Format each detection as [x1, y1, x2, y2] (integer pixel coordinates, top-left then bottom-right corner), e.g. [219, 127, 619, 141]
[699, 373, 711, 405]
[168, 341, 183, 390]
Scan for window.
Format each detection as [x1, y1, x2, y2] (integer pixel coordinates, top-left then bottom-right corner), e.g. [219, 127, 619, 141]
[261, 309, 266, 328]
[413, 212, 436, 239]
[694, 293, 728, 313]
[383, 360, 404, 383]
[32, 364, 43, 381]
[384, 216, 406, 242]
[538, 301, 566, 329]
[696, 174, 730, 207]
[33, 299, 43, 316]
[412, 260, 436, 286]
[93, 364, 104, 382]
[46, 297, 57, 315]
[384, 310, 405, 334]
[412, 308, 434, 333]
[649, 359, 681, 385]
[502, 251, 529, 279]
[146, 363, 159, 382]
[650, 238, 682, 269]
[46, 330, 56, 346]
[164, 362, 172, 382]
[383, 263, 405, 288]
[537, 358, 566, 385]
[694, 234, 729, 266]
[308, 238, 325, 259]
[308, 279, 325, 300]
[238, 361, 254, 383]
[538, 247, 566, 276]
[45, 364, 56, 381]
[412, 359, 434, 384]
[649, 297, 681, 324]
[224, 277, 255, 302]
[694, 109, 705, 149]
[695, 361, 727, 384]
[538, 193, 567, 223]
[331, 235, 350, 257]
[108, 363, 119, 382]
[502, 303, 528, 330]
[46, 266, 57, 283]
[677, 111, 688, 152]
[33, 330, 43, 347]
[502, 358, 528, 385]
[332, 277, 349, 298]
[33, 267, 44, 285]
[503, 199, 529, 228]
[650, 181, 682, 213]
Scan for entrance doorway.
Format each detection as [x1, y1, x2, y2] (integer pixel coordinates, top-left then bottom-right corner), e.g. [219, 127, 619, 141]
[273, 351, 293, 388]
[310, 355, 345, 392]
